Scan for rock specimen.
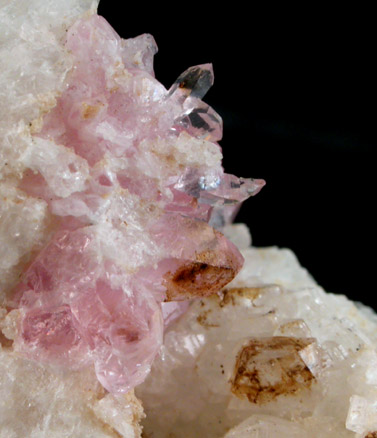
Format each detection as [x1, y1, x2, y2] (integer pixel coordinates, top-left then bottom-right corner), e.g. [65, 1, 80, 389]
[1, 1, 376, 438]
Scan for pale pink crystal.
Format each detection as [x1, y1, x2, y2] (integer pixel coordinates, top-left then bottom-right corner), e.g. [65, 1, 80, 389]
[13, 229, 163, 392]
[11, 14, 264, 393]
[161, 301, 190, 327]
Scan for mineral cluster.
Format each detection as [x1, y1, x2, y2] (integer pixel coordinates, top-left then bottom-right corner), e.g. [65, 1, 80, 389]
[138, 224, 377, 437]
[0, 0, 263, 396]
[0, 1, 377, 438]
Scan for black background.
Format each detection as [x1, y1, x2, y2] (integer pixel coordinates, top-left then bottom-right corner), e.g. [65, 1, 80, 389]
[98, 3, 375, 308]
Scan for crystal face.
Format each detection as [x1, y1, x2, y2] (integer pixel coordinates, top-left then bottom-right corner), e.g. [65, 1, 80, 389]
[137, 226, 377, 438]
[2, 2, 377, 438]
[1, 10, 264, 394]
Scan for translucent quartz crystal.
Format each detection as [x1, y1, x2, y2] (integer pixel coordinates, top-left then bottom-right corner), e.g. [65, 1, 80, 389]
[0, 5, 264, 395]
[137, 225, 377, 438]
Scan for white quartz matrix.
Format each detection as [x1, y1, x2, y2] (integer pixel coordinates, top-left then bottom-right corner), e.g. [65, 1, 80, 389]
[1, 1, 377, 438]
[137, 224, 377, 438]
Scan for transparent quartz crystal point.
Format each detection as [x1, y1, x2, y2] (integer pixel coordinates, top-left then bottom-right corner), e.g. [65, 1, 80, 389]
[173, 99, 223, 142]
[175, 170, 266, 206]
[168, 64, 223, 141]
[167, 64, 214, 100]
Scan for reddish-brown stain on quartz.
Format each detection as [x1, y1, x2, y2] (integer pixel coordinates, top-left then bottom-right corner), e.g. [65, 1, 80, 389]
[164, 261, 235, 301]
[219, 287, 263, 307]
[231, 336, 315, 404]
[0, 331, 13, 349]
[196, 308, 219, 328]
[365, 433, 377, 438]
[164, 245, 240, 301]
[81, 102, 103, 119]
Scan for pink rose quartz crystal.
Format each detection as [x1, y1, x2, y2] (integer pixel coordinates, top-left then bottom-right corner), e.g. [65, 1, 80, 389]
[10, 14, 264, 394]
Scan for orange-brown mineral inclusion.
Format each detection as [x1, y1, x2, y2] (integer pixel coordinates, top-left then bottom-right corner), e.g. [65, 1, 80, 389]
[231, 336, 315, 404]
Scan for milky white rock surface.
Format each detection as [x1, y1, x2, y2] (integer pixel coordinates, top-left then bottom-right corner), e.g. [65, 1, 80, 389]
[0, 337, 143, 438]
[137, 225, 377, 438]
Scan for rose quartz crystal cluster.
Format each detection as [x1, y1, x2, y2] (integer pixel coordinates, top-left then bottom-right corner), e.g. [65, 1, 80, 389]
[10, 14, 264, 394]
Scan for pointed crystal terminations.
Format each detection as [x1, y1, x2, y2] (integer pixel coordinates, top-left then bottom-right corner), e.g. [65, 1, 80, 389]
[7, 13, 264, 394]
[167, 64, 214, 99]
[174, 101, 223, 142]
[168, 64, 223, 141]
[175, 171, 266, 206]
